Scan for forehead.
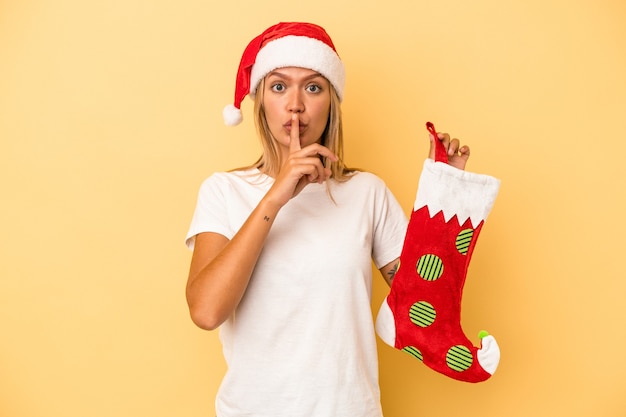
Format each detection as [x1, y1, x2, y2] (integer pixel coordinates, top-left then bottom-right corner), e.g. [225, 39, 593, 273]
[266, 67, 327, 81]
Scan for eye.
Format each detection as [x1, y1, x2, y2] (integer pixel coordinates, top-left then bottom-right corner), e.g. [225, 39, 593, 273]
[270, 83, 285, 92]
[306, 84, 322, 93]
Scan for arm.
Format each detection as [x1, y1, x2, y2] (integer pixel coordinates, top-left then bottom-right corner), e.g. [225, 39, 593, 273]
[377, 129, 470, 286]
[186, 115, 338, 330]
[186, 197, 281, 330]
[380, 258, 400, 287]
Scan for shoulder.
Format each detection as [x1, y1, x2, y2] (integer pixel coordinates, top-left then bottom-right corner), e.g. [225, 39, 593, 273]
[197, 172, 230, 195]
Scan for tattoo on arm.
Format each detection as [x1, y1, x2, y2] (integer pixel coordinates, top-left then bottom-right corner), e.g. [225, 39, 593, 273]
[387, 261, 399, 282]
[263, 216, 270, 222]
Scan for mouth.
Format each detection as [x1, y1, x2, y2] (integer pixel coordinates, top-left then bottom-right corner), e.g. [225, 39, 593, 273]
[283, 123, 308, 133]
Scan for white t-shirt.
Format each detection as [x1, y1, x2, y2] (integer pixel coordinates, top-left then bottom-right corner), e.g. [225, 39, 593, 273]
[186, 169, 408, 417]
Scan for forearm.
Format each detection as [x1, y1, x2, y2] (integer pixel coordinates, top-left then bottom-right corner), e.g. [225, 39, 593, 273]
[186, 195, 282, 330]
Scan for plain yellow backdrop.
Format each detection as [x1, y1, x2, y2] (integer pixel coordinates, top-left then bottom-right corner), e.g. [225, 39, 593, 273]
[2, 0, 625, 416]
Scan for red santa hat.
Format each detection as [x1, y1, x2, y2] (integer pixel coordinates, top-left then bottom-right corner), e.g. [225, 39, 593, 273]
[223, 22, 346, 126]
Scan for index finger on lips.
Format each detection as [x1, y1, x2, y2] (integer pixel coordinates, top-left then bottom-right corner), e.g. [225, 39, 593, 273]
[289, 113, 301, 153]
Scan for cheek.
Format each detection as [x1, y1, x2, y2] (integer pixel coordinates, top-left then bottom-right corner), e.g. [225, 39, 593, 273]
[262, 100, 278, 122]
[263, 105, 284, 134]
[313, 105, 331, 131]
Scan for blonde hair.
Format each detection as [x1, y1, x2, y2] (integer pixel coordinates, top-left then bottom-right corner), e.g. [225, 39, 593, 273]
[242, 77, 355, 183]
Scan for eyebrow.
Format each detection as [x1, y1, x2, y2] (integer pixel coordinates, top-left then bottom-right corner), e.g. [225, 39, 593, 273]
[266, 70, 324, 81]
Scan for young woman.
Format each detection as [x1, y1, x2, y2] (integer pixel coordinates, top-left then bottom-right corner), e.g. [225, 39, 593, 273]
[185, 22, 470, 417]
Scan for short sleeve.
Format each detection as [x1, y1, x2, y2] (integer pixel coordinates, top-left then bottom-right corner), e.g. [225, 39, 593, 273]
[371, 180, 409, 270]
[185, 174, 234, 250]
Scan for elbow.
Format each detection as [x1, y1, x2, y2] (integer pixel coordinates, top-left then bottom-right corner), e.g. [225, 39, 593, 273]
[186, 284, 235, 330]
[188, 305, 225, 331]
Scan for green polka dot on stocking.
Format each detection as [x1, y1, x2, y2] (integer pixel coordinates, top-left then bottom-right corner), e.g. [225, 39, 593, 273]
[446, 345, 474, 372]
[416, 254, 443, 281]
[402, 346, 423, 361]
[455, 229, 474, 255]
[409, 301, 436, 327]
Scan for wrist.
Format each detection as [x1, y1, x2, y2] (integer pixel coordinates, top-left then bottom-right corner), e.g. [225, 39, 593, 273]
[258, 193, 284, 216]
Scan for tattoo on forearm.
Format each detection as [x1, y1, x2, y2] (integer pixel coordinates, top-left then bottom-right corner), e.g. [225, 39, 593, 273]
[263, 216, 270, 222]
[388, 262, 399, 282]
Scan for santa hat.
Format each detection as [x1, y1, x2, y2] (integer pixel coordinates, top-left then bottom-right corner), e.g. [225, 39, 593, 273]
[223, 22, 346, 126]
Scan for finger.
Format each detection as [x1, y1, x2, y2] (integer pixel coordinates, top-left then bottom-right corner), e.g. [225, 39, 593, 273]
[290, 157, 329, 183]
[448, 138, 461, 156]
[289, 113, 301, 153]
[428, 132, 436, 160]
[459, 145, 470, 160]
[452, 145, 471, 170]
[302, 143, 339, 162]
[307, 172, 320, 184]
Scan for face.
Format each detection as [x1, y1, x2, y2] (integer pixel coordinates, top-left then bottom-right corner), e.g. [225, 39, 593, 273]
[261, 67, 331, 151]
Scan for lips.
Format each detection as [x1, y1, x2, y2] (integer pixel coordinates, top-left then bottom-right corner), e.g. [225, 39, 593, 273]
[283, 122, 308, 133]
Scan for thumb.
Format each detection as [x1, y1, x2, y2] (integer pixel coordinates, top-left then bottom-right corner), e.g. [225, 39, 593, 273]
[427, 133, 436, 160]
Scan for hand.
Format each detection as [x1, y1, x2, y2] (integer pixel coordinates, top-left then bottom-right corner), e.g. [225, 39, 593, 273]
[267, 114, 338, 207]
[428, 131, 470, 171]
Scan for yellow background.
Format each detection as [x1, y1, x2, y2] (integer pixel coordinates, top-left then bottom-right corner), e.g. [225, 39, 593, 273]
[2, 0, 625, 416]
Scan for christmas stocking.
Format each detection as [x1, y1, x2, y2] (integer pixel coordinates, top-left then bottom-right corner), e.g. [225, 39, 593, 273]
[375, 122, 501, 383]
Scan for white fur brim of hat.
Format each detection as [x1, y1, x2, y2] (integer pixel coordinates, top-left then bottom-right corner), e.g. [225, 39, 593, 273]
[249, 35, 345, 100]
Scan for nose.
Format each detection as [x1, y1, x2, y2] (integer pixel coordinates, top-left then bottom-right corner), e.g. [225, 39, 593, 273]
[287, 89, 304, 113]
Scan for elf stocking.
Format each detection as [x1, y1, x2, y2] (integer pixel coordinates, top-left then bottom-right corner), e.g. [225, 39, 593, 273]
[375, 122, 501, 383]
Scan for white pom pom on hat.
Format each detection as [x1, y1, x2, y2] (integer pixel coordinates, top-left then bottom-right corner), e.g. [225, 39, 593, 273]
[222, 104, 243, 127]
[223, 22, 345, 126]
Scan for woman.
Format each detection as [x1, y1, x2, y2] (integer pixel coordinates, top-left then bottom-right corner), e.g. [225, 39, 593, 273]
[185, 22, 471, 417]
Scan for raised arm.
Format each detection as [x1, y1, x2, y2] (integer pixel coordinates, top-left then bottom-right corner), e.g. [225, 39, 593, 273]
[378, 127, 470, 286]
[186, 115, 337, 330]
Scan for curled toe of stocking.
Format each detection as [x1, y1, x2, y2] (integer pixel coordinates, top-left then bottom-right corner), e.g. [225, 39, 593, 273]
[477, 334, 500, 375]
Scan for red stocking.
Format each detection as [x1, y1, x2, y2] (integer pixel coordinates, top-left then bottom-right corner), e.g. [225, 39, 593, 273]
[375, 122, 501, 383]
